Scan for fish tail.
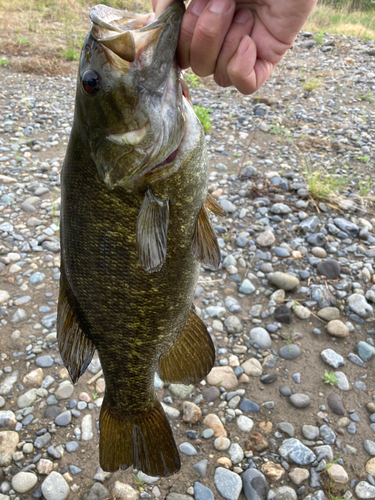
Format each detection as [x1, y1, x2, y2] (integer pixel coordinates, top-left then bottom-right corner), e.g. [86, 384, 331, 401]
[99, 395, 180, 477]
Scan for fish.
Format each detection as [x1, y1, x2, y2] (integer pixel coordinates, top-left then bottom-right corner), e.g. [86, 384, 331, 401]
[57, 1, 226, 477]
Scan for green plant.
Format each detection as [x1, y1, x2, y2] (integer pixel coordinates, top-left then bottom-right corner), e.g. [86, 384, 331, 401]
[0, 58, 9, 66]
[321, 370, 339, 386]
[194, 106, 212, 132]
[92, 392, 98, 400]
[356, 154, 370, 164]
[132, 473, 145, 492]
[184, 73, 199, 87]
[303, 78, 320, 92]
[271, 121, 291, 137]
[358, 178, 372, 196]
[315, 31, 325, 45]
[16, 37, 30, 45]
[61, 47, 80, 61]
[359, 89, 373, 102]
[304, 164, 347, 201]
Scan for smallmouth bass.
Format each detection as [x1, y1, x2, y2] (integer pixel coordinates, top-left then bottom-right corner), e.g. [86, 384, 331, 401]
[57, 1, 225, 477]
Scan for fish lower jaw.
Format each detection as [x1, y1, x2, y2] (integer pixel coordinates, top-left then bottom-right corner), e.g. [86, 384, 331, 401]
[107, 122, 148, 146]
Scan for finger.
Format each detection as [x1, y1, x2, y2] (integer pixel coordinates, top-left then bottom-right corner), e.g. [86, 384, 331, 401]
[213, 8, 254, 88]
[227, 35, 275, 95]
[178, 0, 236, 76]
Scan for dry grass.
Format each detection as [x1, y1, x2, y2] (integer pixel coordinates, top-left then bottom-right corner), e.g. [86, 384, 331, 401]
[304, 3, 375, 39]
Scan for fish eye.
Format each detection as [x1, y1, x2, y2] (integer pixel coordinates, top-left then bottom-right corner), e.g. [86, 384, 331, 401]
[82, 70, 100, 95]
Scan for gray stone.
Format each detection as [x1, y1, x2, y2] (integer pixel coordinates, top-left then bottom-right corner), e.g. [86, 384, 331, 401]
[166, 495, 192, 500]
[347, 294, 373, 319]
[276, 422, 295, 437]
[333, 217, 359, 237]
[86, 483, 110, 500]
[179, 442, 197, 456]
[237, 415, 254, 433]
[356, 481, 375, 499]
[55, 410, 72, 427]
[41, 471, 70, 500]
[317, 260, 341, 279]
[278, 438, 316, 465]
[55, 382, 74, 400]
[302, 425, 319, 440]
[168, 384, 195, 399]
[242, 468, 267, 500]
[214, 467, 242, 500]
[0, 371, 19, 395]
[311, 285, 336, 309]
[10, 309, 27, 324]
[220, 200, 237, 213]
[321, 349, 344, 368]
[314, 445, 333, 462]
[36, 355, 54, 368]
[192, 459, 208, 478]
[194, 482, 214, 500]
[271, 203, 291, 214]
[269, 272, 299, 291]
[267, 486, 297, 500]
[17, 388, 48, 409]
[327, 393, 345, 415]
[290, 394, 311, 408]
[250, 327, 272, 349]
[358, 341, 375, 362]
[334, 371, 349, 391]
[239, 279, 255, 294]
[299, 216, 320, 233]
[317, 307, 340, 321]
[34, 432, 51, 449]
[256, 230, 275, 247]
[0, 411, 16, 427]
[279, 345, 300, 360]
[11, 472, 37, 494]
[364, 440, 375, 456]
[228, 443, 244, 464]
[320, 425, 336, 444]
[224, 316, 243, 334]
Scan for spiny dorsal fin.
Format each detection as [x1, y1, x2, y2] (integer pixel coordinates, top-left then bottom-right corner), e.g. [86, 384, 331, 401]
[158, 307, 215, 385]
[136, 187, 169, 273]
[205, 192, 226, 216]
[57, 266, 95, 384]
[192, 204, 221, 270]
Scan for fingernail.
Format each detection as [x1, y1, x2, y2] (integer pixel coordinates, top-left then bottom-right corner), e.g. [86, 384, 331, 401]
[191, 0, 208, 16]
[234, 8, 252, 24]
[238, 35, 251, 54]
[209, 0, 232, 14]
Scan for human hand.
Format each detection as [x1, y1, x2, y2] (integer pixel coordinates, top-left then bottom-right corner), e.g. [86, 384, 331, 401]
[152, 0, 317, 94]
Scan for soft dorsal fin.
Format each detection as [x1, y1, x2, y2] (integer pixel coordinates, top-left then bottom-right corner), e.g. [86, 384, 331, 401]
[205, 193, 226, 216]
[192, 204, 221, 270]
[158, 306, 215, 385]
[57, 265, 96, 384]
[136, 187, 169, 273]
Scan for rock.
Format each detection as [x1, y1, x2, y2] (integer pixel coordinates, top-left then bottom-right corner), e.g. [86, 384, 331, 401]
[182, 402, 201, 424]
[214, 437, 231, 451]
[41, 471, 70, 500]
[358, 341, 375, 362]
[10, 308, 27, 323]
[277, 422, 295, 437]
[112, 481, 140, 499]
[241, 358, 262, 377]
[267, 486, 297, 500]
[55, 410, 72, 427]
[0, 431, 19, 466]
[237, 415, 254, 433]
[289, 394, 310, 408]
[248, 432, 269, 452]
[0, 411, 16, 427]
[321, 349, 344, 368]
[37, 459, 53, 474]
[347, 294, 373, 319]
[17, 388, 47, 408]
[311, 285, 337, 309]
[242, 468, 267, 500]
[302, 425, 319, 440]
[334, 371, 349, 391]
[207, 366, 238, 390]
[168, 384, 194, 399]
[11, 472, 37, 494]
[269, 272, 299, 291]
[82, 414, 93, 440]
[327, 320, 349, 338]
[167, 495, 192, 500]
[203, 414, 227, 437]
[220, 199, 237, 213]
[36, 355, 54, 368]
[320, 425, 336, 444]
[214, 467, 242, 500]
[364, 440, 375, 456]
[274, 305, 292, 324]
[192, 459, 208, 478]
[228, 443, 244, 464]
[256, 230, 275, 247]
[86, 483, 110, 500]
[278, 438, 316, 465]
[23, 368, 44, 386]
[224, 316, 243, 334]
[279, 344, 300, 360]
[289, 468, 309, 485]
[250, 327, 272, 349]
[317, 259, 341, 279]
[366, 458, 375, 476]
[202, 386, 220, 402]
[239, 279, 256, 294]
[294, 305, 310, 320]
[179, 442, 197, 455]
[0, 371, 19, 395]
[239, 398, 260, 413]
[327, 393, 345, 415]
[333, 217, 359, 237]
[34, 432, 51, 449]
[356, 482, 375, 499]
[317, 307, 340, 321]
[271, 203, 291, 214]
[271, 289, 285, 303]
[262, 461, 285, 482]
[55, 382, 74, 400]
[194, 481, 214, 500]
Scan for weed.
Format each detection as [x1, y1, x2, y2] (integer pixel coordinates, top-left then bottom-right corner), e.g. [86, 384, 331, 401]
[184, 73, 199, 87]
[61, 47, 80, 61]
[271, 122, 291, 137]
[304, 164, 347, 201]
[92, 392, 98, 400]
[233, 152, 242, 157]
[358, 178, 372, 196]
[359, 89, 373, 102]
[356, 154, 370, 164]
[194, 106, 212, 132]
[315, 31, 325, 45]
[321, 370, 339, 386]
[0, 58, 9, 66]
[303, 78, 320, 92]
[16, 37, 30, 45]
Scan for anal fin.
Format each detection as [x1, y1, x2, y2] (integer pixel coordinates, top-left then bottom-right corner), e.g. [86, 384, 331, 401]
[99, 396, 180, 476]
[158, 307, 215, 385]
[57, 266, 95, 384]
[192, 204, 221, 270]
[205, 192, 226, 216]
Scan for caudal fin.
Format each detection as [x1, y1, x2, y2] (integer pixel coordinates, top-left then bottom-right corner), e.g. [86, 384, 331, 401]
[99, 396, 180, 477]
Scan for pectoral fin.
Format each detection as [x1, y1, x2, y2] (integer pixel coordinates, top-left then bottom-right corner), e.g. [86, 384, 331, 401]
[205, 193, 226, 216]
[192, 204, 221, 270]
[158, 306, 215, 385]
[57, 266, 95, 384]
[136, 187, 169, 273]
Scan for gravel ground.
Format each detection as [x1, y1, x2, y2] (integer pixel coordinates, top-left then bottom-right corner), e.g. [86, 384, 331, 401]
[0, 31, 375, 500]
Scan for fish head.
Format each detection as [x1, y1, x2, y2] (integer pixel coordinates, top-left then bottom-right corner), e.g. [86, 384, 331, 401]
[77, 2, 186, 189]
